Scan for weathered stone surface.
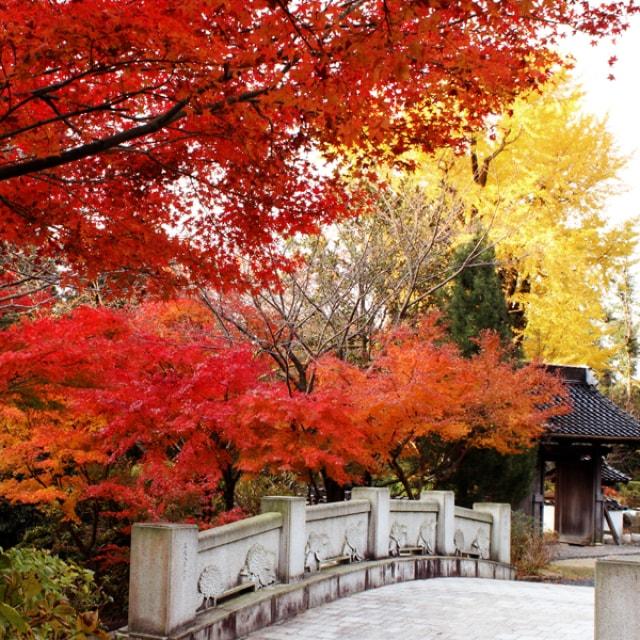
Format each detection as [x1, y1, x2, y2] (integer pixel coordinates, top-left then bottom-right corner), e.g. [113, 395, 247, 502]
[595, 555, 640, 640]
[439, 557, 458, 577]
[260, 497, 305, 583]
[388, 511, 437, 556]
[124, 490, 515, 640]
[421, 491, 455, 555]
[240, 544, 277, 588]
[458, 559, 477, 577]
[123, 557, 515, 640]
[494, 563, 514, 580]
[304, 507, 368, 565]
[396, 559, 416, 582]
[273, 588, 306, 623]
[129, 523, 199, 637]
[235, 599, 273, 637]
[366, 565, 385, 589]
[343, 521, 367, 561]
[382, 560, 396, 585]
[477, 561, 496, 579]
[453, 507, 492, 559]
[172, 603, 236, 640]
[306, 576, 339, 608]
[207, 616, 236, 640]
[199, 514, 282, 551]
[415, 557, 438, 580]
[352, 487, 390, 559]
[304, 531, 330, 572]
[197, 514, 282, 599]
[473, 502, 511, 564]
[337, 568, 366, 597]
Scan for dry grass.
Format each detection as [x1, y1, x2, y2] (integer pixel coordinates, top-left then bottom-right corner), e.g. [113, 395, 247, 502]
[510, 511, 552, 577]
[547, 562, 595, 582]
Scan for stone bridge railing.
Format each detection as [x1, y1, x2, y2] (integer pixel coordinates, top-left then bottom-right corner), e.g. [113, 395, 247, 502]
[122, 489, 512, 640]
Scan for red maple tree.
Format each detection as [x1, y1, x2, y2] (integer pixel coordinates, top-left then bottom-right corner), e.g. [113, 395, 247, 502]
[313, 318, 569, 497]
[1, 1, 635, 293]
[0, 301, 368, 539]
[0, 303, 568, 533]
[0, 306, 227, 540]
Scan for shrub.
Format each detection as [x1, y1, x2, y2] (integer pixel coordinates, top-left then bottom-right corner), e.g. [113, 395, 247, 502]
[444, 447, 538, 508]
[0, 501, 45, 549]
[0, 547, 109, 639]
[619, 481, 640, 509]
[510, 511, 551, 576]
[234, 473, 304, 515]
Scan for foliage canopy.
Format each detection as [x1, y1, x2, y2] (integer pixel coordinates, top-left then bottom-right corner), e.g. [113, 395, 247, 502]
[0, 0, 636, 293]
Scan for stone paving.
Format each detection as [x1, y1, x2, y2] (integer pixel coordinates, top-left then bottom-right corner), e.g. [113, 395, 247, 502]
[550, 541, 640, 560]
[244, 578, 594, 640]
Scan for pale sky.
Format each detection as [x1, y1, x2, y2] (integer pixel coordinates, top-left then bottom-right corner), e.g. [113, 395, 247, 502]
[565, 16, 640, 229]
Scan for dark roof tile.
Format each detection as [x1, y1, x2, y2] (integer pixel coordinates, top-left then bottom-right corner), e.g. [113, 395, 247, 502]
[601, 461, 631, 485]
[547, 381, 640, 442]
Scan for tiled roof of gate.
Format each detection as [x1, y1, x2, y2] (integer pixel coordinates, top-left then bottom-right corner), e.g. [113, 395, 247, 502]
[601, 461, 631, 485]
[545, 365, 640, 443]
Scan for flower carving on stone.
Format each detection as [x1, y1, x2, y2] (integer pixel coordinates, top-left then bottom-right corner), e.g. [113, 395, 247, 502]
[198, 565, 225, 608]
[342, 521, 365, 562]
[417, 520, 435, 555]
[454, 529, 465, 556]
[389, 521, 408, 557]
[239, 544, 276, 588]
[305, 531, 330, 572]
[471, 527, 490, 560]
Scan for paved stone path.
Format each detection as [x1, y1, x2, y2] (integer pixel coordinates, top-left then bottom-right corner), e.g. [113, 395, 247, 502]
[550, 541, 640, 560]
[245, 578, 593, 640]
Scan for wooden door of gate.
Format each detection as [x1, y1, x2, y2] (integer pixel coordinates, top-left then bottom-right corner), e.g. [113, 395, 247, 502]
[555, 454, 600, 545]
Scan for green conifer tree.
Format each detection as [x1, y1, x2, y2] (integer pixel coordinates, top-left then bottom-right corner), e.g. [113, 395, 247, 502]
[443, 232, 536, 507]
[446, 235, 514, 357]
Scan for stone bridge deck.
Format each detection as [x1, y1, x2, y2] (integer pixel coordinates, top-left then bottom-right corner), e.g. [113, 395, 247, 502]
[245, 578, 593, 640]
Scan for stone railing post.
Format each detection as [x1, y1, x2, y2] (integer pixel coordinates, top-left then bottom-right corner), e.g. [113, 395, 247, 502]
[351, 487, 390, 559]
[261, 496, 306, 583]
[595, 556, 640, 640]
[128, 523, 199, 638]
[473, 502, 511, 564]
[421, 490, 455, 555]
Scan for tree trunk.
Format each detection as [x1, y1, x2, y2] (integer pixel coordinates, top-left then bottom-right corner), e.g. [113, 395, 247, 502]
[322, 470, 345, 502]
[221, 467, 240, 511]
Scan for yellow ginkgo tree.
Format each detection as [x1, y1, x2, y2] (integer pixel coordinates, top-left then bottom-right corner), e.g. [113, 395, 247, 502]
[405, 77, 637, 371]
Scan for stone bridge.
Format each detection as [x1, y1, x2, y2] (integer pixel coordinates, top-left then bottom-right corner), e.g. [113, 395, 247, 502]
[118, 489, 512, 640]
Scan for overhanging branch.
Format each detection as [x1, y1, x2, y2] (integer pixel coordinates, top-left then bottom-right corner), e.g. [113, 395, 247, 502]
[0, 100, 188, 182]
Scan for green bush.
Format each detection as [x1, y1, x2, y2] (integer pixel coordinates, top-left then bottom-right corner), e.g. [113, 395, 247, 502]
[0, 501, 45, 549]
[0, 547, 109, 639]
[444, 447, 537, 508]
[510, 511, 551, 577]
[618, 481, 640, 508]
